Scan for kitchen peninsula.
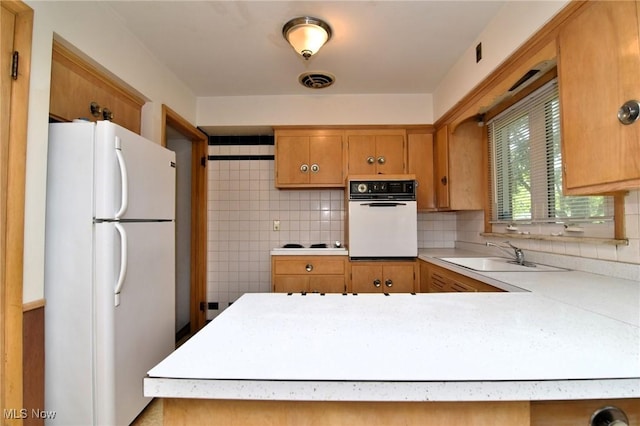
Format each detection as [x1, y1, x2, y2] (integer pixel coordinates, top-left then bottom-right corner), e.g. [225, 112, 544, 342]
[145, 251, 640, 425]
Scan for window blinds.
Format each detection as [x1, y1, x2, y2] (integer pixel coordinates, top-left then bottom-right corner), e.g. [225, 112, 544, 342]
[488, 79, 613, 224]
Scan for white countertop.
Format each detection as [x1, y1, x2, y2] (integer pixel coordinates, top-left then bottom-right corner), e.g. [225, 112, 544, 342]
[419, 249, 640, 327]
[146, 286, 640, 401]
[145, 248, 640, 402]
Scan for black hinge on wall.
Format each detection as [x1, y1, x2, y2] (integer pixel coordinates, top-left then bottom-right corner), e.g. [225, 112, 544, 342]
[199, 301, 206, 311]
[201, 156, 206, 167]
[11, 51, 19, 80]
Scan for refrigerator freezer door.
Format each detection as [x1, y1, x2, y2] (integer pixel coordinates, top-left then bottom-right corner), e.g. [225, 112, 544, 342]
[94, 121, 176, 221]
[94, 221, 175, 426]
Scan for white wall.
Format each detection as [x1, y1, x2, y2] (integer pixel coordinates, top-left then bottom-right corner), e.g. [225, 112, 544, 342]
[197, 94, 433, 126]
[433, 0, 569, 120]
[23, 1, 197, 302]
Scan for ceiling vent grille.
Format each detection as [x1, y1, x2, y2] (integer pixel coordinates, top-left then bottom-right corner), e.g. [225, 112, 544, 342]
[298, 72, 335, 89]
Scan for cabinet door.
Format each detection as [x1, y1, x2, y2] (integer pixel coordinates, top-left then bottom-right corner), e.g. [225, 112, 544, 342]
[50, 41, 143, 133]
[347, 135, 377, 175]
[350, 264, 382, 293]
[408, 133, 436, 211]
[558, 1, 640, 194]
[447, 121, 484, 210]
[435, 126, 450, 209]
[382, 264, 415, 293]
[309, 135, 344, 185]
[275, 136, 310, 186]
[273, 276, 308, 293]
[375, 135, 405, 174]
[434, 123, 483, 210]
[309, 276, 345, 293]
[419, 261, 431, 293]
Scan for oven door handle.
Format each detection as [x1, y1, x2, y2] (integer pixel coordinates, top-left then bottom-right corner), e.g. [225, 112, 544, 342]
[360, 202, 408, 207]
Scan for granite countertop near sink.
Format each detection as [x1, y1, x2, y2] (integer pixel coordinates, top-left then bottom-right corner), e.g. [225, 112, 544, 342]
[419, 248, 640, 326]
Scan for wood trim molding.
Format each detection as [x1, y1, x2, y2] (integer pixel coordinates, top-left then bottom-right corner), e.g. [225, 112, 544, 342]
[22, 299, 45, 313]
[52, 39, 145, 109]
[1, 0, 33, 417]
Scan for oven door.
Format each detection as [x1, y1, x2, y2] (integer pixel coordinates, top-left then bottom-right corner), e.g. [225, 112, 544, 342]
[348, 201, 417, 258]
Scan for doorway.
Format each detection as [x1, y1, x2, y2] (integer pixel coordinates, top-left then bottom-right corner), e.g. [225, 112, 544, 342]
[161, 105, 208, 341]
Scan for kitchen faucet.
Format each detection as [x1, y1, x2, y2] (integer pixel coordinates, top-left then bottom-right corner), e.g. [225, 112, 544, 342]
[486, 241, 526, 265]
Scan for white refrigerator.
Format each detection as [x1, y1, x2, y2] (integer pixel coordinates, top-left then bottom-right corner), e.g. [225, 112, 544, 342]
[44, 121, 176, 425]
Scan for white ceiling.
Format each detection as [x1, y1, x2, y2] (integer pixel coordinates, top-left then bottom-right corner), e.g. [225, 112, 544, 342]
[105, 1, 506, 98]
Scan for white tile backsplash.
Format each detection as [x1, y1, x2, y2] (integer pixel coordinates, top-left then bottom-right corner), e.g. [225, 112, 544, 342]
[207, 143, 344, 319]
[207, 141, 640, 318]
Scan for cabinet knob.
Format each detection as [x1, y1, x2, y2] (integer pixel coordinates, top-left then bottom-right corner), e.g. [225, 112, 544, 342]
[373, 279, 381, 288]
[590, 406, 629, 426]
[441, 176, 448, 185]
[367, 156, 375, 164]
[617, 100, 640, 125]
[377, 156, 385, 165]
[90, 101, 102, 117]
[300, 164, 309, 173]
[305, 264, 313, 272]
[102, 108, 114, 121]
[385, 279, 393, 287]
[310, 163, 319, 173]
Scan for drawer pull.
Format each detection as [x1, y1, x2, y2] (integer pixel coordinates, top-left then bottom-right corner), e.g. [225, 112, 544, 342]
[373, 279, 381, 288]
[617, 100, 640, 125]
[590, 406, 629, 426]
[384, 279, 393, 287]
[305, 264, 313, 272]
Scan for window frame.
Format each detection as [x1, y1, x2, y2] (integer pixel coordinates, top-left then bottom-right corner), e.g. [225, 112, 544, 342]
[482, 69, 626, 240]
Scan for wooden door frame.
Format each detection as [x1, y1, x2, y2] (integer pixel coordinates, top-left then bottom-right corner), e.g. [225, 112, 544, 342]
[1, 0, 33, 416]
[161, 105, 208, 333]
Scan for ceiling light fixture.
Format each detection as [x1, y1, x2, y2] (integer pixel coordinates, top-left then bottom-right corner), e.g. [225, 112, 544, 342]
[282, 16, 332, 60]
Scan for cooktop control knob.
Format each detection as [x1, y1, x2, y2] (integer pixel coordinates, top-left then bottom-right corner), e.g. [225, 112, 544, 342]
[357, 183, 368, 193]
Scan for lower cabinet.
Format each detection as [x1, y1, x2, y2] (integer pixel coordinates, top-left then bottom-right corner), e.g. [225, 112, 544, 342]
[530, 399, 639, 426]
[420, 260, 503, 293]
[350, 261, 417, 293]
[272, 256, 347, 293]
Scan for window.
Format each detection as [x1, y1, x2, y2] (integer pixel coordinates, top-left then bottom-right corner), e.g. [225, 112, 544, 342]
[488, 79, 613, 229]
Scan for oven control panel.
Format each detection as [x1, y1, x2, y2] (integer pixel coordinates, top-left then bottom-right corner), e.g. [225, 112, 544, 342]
[349, 179, 416, 200]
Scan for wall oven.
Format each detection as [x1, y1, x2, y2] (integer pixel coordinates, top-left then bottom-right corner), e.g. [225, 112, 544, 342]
[347, 176, 417, 259]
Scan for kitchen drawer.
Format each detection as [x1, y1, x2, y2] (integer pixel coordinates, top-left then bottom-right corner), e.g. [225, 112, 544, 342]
[272, 256, 348, 293]
[273, 276, 346, 293]
[273, 258, 345, 275]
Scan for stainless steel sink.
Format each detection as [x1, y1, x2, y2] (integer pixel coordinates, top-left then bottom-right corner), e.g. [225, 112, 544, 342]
[437, 257, 567, 272]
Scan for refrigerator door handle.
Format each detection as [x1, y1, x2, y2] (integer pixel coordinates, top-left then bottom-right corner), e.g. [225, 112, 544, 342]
[114, 223, 128, 307]
[114, 136, 129, 219]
